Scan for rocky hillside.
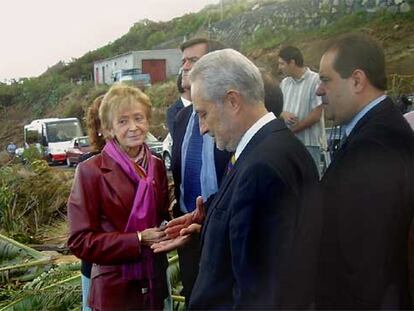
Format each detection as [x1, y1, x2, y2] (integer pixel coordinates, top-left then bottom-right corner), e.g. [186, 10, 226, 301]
[0, 0, 413, 156]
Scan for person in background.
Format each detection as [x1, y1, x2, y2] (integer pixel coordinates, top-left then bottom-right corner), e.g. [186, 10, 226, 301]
[316, 33, 414, 309]
[6, 142, 17, 156]
[78, 94, 105, 311]
[68, 84, 170, 311]
[404, 110, 414, 131]
[85, 95, 106, 152]
[171, 37, 231, 304]
[166, 71, 191, 137]
[153, 49, 321, 309]
[278, 46, 325, 172]
[397, 94, 412, 114]
[261, 69, 284, 117]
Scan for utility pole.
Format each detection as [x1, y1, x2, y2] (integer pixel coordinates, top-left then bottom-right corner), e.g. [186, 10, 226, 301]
[220, 0, 223, 20]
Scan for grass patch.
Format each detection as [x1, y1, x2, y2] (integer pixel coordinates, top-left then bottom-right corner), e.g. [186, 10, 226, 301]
[0, 161, 73, 243]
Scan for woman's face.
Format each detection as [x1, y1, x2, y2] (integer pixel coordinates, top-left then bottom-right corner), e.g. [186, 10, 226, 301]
[110, 101, 149, 155]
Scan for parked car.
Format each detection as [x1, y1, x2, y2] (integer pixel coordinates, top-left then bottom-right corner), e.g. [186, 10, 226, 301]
[162, 133, 172, 171]
[112, 68, 151, 89]
[66, 136, 93, 167]
[145, 132, 163, 157]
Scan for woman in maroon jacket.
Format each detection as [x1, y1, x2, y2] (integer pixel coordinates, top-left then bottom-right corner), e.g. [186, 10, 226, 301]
[68, 84, 170, 311]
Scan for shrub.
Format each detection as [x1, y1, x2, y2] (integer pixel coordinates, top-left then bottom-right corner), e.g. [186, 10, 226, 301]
[21, 146, 43, 164]
[0, 162, 73, 243]
[146, 79, 179, 109]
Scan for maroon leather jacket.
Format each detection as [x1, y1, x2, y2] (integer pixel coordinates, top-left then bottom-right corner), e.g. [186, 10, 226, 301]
[67, 150, 169, 311]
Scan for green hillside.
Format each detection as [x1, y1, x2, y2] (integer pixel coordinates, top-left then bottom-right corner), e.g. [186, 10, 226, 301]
[0, 0, 413, 155]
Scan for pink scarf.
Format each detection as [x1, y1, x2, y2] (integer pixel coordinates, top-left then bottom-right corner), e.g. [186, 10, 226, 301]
[103, 139, 157, 284]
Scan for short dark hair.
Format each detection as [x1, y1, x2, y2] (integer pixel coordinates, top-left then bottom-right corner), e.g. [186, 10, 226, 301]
[278, 46, 304, 67]
[180, 37, 226, 53]
[326, 33, 387, 91]
[261, 69, 284, 116]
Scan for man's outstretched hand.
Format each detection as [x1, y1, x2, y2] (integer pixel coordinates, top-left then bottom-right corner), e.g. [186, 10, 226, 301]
[151, 235, 191, 253]
[151, 196, 205, 253]
[151, 223, 202, 253]
[164, 196, 205, 238]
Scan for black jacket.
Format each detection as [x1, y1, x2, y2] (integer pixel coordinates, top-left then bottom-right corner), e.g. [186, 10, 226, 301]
[317, 97, 414, 309]
[190, 119, 321, 309]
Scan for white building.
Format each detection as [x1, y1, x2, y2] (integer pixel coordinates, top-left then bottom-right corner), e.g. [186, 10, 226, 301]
[93, 49, 182, 85]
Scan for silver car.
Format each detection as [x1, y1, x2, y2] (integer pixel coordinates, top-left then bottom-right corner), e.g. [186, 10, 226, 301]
[162, 133, 172, 170]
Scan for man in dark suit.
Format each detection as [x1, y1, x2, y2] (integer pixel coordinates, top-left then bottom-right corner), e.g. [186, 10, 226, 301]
[166, 71, 190, 137]
[171, 37, 231, 303]
[156, 49, 321, 309]
[315, 33, 414, 309]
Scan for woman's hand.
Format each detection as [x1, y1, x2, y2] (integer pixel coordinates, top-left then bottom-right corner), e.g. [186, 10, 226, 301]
[139, 227, 168, 246]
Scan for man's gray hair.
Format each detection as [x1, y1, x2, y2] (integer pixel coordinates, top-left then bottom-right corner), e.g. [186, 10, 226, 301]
[189, 49, 264, 104]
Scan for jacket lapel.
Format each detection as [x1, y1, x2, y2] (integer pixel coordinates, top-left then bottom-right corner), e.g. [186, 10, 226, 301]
[200, 119, 287, 243]
[325, 97, 392, 176]
[172, 105, 193, 181]
[101, 151, 136, 216]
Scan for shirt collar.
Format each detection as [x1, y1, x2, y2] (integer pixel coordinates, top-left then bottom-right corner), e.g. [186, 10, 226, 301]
[181, 96, 192, 107]
[235, 112, 276, 160]
[344, 94, 387, 137]
[291, 67, 310, 83]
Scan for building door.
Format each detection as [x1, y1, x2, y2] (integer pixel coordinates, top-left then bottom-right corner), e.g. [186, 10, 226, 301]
[95, 67, 99, 84]
[142, 59, 166, 84]
[102, 66, 105, 84]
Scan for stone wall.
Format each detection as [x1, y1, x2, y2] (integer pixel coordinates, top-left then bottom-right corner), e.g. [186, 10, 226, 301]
[207, 0, 412, 48]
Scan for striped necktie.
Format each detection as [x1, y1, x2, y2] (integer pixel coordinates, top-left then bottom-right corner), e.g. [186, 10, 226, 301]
[183, 115, 203, 212]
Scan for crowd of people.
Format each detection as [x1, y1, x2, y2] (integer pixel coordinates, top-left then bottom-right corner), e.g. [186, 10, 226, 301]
[67, 33, 414, 310]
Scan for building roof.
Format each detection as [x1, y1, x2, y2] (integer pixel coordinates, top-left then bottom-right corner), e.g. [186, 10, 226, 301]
[93, 49, 181, 66]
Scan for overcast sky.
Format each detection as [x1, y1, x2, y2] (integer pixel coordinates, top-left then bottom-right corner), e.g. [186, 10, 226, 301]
[0, 0, 219, 82]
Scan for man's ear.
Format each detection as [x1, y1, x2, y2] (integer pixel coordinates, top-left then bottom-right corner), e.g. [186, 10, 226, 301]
[225, 90, 242, 112]
[351, 69, 367, 93]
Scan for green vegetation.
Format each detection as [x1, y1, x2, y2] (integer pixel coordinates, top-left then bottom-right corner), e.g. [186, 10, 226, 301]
[0, 1, 412, 309]
[167, 254, 185, 310]
[0, 161, 73, 243]
[146, 79, 179, 109]
[1, 0, 412, 128]
[242, 28, 289, 52]
[0, 258, 81, 311]
[0, 234, 185, 310]
[20, 146, 43, 164]
[243, 8, 414, 54]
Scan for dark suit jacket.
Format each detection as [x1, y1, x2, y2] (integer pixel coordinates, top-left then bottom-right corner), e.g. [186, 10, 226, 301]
[166, 98, 184, 137]
[171, 104, 231, 302]
[171, 104, 231, 217]
[189, 119, 321, 309]
[316, 97, 414, 309]
[67, 151, 169, 310]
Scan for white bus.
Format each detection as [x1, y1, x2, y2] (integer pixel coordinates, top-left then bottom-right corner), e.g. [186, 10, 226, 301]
[24, 118, 83, 164]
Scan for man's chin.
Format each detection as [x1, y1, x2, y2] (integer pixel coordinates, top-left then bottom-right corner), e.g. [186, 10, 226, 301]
[217, 142, 236, 153]
[323, 108, 334, 121]
[216, 143, 225, 151]
[216, 141, 227, 152]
